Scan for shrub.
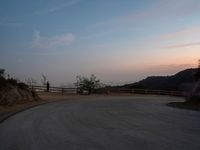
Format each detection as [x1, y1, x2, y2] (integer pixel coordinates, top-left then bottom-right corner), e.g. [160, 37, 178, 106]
[75, 74, 101, 94]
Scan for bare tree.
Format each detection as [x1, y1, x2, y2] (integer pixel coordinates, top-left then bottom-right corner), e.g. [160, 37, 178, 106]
[41, 74, 47, 86]
[25, 78, 37, 87]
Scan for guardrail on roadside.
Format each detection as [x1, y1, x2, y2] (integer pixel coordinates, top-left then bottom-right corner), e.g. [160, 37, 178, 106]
[95, 88, 187, 97]
[30, 85, 187, 97]
[30, 85, 78, 94]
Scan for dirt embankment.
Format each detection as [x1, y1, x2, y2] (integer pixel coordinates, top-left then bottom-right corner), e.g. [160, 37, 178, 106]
[0, 84, 39, 106]
[0, 92, 86, 122]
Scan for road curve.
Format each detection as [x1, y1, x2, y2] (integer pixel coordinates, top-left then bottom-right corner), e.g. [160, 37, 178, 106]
[0, 95, 200, 150]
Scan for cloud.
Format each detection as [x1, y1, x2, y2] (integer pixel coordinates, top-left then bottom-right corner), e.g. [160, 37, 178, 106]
[32, 30, 75, 49]
[159, 27, 200, 40]
[35, 0, 81, 15]
[156, 63, 196, 69]
[157, 26, 200, 49]
[164, 42, 200, 49]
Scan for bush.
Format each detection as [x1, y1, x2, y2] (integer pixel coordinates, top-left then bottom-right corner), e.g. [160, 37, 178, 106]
[0, 69, 5, 77]
[0, 77, 7, 88]
[18, 82, 29, 89]
[75, 74, 101, 94]
[7, 78, 18, 86]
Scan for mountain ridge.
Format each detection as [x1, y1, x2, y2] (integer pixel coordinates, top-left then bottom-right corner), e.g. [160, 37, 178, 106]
[121, 68, 197, 91]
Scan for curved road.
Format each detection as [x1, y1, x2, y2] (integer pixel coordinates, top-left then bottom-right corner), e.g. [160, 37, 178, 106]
[0, 96, 200, 150]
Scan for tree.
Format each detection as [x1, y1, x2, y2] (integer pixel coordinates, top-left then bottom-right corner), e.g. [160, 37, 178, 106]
[41, 74, 47, 86]
[194, 59, 200, 81]
[0, 69, 5, 77]
[25, 78, 37, 87]
[75, 74, 101, 94]
[188, 59, 200, 101]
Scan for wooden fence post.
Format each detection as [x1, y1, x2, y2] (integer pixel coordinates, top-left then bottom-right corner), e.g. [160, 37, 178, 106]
[62, 88, 64, 95]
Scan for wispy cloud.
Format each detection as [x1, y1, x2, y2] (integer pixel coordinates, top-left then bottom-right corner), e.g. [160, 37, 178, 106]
[159, 27, 200, 40]
[164, 42, 200, 49]
[158, 26, 200, 49]
[35, 0, 81, 15]
[32, 30, 75, 49]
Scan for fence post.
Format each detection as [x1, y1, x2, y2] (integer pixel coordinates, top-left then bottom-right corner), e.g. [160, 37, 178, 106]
[132, 89, 134, 94]
[145, 89, 148, 94]
[62, 88, 64, 95]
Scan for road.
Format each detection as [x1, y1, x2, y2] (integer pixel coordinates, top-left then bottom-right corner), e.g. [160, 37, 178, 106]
[0, 95, 200, 150]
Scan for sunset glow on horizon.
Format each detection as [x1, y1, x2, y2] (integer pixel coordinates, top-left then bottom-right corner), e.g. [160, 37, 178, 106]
[0, 0, 200, 85]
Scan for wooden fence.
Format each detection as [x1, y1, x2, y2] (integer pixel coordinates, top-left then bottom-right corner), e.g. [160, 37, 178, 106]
[30, 85, 187, 97]
[31, 85, 78, 94]
[95, 88, 187, 97]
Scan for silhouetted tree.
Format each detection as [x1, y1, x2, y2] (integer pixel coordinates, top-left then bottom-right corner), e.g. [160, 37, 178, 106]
[0, 69, 5, 77]
[0, 69, 6, 88]
[75, 74, 101, 94]
[188, 59, 200, 101]
[194, 59, 200, 81]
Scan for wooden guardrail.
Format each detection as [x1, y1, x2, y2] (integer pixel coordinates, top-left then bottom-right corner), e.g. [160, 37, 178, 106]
[131, 89, 186, 96]
[95, 88, 187, 97]
[30, 85, 187, 97]
[30, 85, 78, 94]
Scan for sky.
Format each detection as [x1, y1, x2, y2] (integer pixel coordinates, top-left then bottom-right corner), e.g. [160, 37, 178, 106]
[0, 0, 200, 86]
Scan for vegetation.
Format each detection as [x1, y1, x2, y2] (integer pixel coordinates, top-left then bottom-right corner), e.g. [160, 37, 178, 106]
[0, 68, 29, 89]
[167, 61, 200, 111]
[188, 61, 200, 101]
[0, 69, 5, 77]
[75, 74, 101, 94]
[194, 61, 200, 81]
[0, 68, 39, 105]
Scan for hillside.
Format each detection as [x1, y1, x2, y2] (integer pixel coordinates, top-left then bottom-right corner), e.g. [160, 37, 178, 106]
[122, 68, 197, 91]
[0, 71, 40, 106]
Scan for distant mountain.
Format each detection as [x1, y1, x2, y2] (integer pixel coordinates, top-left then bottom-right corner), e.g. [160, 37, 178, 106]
[121, 68, 198, 91]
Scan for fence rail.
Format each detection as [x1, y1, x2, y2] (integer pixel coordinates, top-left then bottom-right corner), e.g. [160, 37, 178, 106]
[30, 85, 187, 97]
[95, 88, 187, 97]
[30, 85, 78, 94]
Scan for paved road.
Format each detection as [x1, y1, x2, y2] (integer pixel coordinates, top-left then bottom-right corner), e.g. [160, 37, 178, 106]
[0, 95, 200, 150]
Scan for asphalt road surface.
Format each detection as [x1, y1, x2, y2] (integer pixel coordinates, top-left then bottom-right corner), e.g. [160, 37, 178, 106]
[0, 95, 200, 150]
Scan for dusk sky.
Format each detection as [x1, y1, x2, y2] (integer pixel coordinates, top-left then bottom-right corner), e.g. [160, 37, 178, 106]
[1, 0, 200, 86]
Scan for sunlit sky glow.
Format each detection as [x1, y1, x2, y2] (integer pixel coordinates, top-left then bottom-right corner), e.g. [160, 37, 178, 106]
[0, 0, 200, 86]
